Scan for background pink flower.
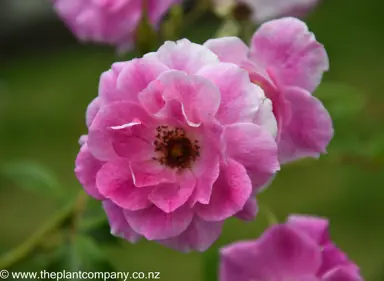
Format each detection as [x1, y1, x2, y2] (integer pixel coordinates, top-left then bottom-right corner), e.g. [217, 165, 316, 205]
[52, 0, 181, 52]
[205, 17, 333, 164]
[75, 39, 279, 252]
[220, 215, 363, 281]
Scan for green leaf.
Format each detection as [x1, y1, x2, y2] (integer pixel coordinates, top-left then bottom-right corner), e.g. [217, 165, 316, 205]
[1, 161, 62, 197]
[47, 235, 116, 280]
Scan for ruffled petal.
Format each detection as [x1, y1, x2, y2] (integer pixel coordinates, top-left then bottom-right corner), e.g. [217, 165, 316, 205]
[250, 17, 329, 92]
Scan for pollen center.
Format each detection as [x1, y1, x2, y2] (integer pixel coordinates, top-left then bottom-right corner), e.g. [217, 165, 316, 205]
[152, 126, 200, 169]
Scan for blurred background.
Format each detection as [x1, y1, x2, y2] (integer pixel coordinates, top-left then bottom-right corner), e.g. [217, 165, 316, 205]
[0, 0, 383, 280]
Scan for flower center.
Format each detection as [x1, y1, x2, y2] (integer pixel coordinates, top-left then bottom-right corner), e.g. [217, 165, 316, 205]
[152, 126, 200, 169]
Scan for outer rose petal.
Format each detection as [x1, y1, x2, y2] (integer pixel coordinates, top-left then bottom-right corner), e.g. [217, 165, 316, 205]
[234, 197, 258, 221]
[111, 57, 169, 103]
[102, 200, 140, 243]
[319, 244, 360, 277]
[287, 215, 330, 245]
[204, 37, 248, 65]
[196, 159, 252, 221]
[98, 61, 127, 103]
[223, 123, 280, 174]
[159, 217, 224, 252]
[86, 97, 101, 128]
[220, 225, 321, 281]
[322, 267, 363, 281]
[250, 17, 329, 92]
[278, 87, 333, 163]
[197, 63, 260, 125]
[96, 160, 152, 211]
[153, 39, 219, 74]
[75, 144, 104, 200]
[124, 205, 193, 240]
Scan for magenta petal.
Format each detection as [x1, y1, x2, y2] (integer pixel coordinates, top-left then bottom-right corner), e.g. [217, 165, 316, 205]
[154, 39, 219, 74]
[287, 215, 330, 245]
[319, 244, 360, 277]
[88, 101, 153, 161]
[86, 97, 101, 128]
[235, 197, 258, 221]
[124, 205, 193, 240]
[98, 62, 127, 103]
[204, 37, 248, 65]
[223, 123, 280, 174]
[190, 137, 220, 205]
[159, 217, 224, 252]
[130, 160, 176, 187]
[102, 200, 140, 243]
[96, 160, 152, 211]
[196, 159, 252, 221]
[278, 87, 333, 164]
[197, 63, 260, 125]
[322, 266, 363, 281]
[115, 57, 169, 102]
[148, 172, 196, 213]
[149, 71, 221, 126]
[220, 225, 321, 281]
[75, 144, 104, 200]
[250, 17, 329, 92]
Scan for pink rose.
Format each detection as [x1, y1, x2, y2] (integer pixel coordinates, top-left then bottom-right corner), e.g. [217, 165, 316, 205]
[52, 0, 181, 52]
[220, 215, 363, 281]
[75, 39, 280, 252]
[205, 17, 333, 164]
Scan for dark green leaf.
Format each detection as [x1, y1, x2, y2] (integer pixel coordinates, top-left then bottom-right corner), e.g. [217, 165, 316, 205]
[1, 161, 62, 197]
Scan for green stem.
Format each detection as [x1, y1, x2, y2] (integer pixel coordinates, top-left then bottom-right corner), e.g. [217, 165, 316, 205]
[183, 0, 211, 29]
[259, 203, 279, 226]
[0, 192, 85, 269]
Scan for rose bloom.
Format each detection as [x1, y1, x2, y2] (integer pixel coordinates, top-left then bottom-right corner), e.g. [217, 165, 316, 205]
[220, 215, 364, 281]
[214, 0, 321, 23]
[205, 17, 333, 164]
[75, 38, 280, 251]
[52, 0, 181, 52]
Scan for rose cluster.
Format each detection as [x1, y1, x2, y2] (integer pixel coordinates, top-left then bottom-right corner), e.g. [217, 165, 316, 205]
[76, 17, 333, 252]
[66, 1, 363, 280]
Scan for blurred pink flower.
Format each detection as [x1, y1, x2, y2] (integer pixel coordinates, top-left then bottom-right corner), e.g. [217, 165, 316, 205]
[220, 215, 363, 281]
[214, 0, 321, 23]
[205, 17, 333, 163]
[52, 0, 181, 52]
[75, 39, 280, 252]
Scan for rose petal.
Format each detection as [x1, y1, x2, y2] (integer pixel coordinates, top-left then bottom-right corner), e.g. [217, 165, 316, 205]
[196, 159, 252, 221]
[159, 217, 224, 252]
[277, 87, 333, 164]
[250, 17, 329, 92]
[153, 39, 219, 74]
[148, 171, 196, 213]
[96, 160, 152, 211]
[197, 63, 261, 125]
[124, 205, 193, 240]
[75, 144, 104, 200]
[102, 200, 141, 243]
[204, 37, 248, 65]
[223, 123, 280, 174]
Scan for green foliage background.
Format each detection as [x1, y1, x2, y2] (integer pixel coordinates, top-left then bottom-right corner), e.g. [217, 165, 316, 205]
[0, 0, 384, 280]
